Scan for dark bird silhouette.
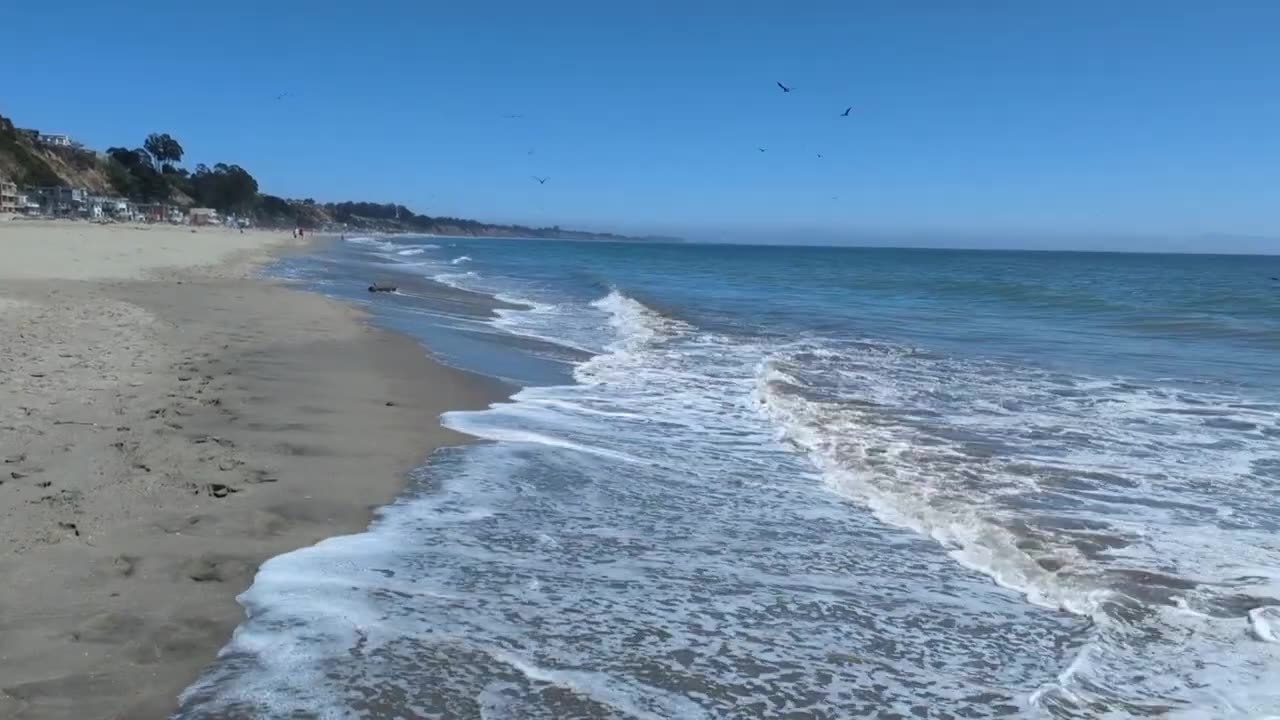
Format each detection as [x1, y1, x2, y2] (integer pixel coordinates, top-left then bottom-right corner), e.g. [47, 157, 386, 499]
[532, 176, 549, 185]
[527, 148, 536, 156]
[275, 92, 289, 101]
[502, 113, 525, 119]
[817, 153, 824, 159]
[757, 147, 767, 153]
[776, 82, 793, 93]
[841, 106, 852, 117]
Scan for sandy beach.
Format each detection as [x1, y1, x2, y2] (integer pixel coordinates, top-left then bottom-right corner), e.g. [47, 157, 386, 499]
[0, 221, 501, 719]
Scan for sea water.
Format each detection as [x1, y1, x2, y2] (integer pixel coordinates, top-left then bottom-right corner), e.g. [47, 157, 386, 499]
[175, 239, 1280, 719]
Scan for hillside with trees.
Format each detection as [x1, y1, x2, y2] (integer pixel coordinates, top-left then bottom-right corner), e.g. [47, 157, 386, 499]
[0, 113, 674, 242]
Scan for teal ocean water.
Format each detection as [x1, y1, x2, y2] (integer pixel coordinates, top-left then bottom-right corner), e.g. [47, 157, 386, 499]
[176, 239, 1280, 718]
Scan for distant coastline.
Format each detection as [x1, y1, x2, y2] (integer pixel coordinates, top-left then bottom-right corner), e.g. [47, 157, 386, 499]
[312, 201, 682, 242]
[0, 113, 678, 243]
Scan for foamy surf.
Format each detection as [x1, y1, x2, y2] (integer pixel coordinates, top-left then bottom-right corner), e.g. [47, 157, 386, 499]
[753, 339, 1280, 717]
[344, 236, 441, 256]
[174, 287, 1078, 718]
[194, 240, 1280, 719]
[1251, 607, 1280, 643]
[343, 235, 399, 252]
[432, 271, 480, 288]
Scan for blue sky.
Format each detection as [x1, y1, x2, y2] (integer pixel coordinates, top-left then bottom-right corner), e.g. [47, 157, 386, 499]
[3, 1, 1278, 250]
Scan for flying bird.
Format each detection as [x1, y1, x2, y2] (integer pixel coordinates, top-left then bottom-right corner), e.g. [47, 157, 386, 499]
[532, 176, 549, 185]
[275, 92, 289, 101]
[501, 113, 525, 119]
[817, 153, 824, 159]
[841, 106, 852, 117]
[776, 82, 793, 93]
[757, 147, 767, 153]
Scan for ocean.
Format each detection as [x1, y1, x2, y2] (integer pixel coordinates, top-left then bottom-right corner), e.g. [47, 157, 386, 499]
[174, 238, 1280, 719]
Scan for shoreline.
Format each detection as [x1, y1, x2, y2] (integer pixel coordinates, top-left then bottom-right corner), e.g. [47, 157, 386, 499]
[0, 222, 506, 719]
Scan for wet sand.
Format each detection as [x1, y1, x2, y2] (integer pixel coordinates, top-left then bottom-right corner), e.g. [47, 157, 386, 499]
[0, 222, 503, 719]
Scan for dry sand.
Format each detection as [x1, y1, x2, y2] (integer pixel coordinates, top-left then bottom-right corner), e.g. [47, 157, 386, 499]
[0, 221, 503, 719]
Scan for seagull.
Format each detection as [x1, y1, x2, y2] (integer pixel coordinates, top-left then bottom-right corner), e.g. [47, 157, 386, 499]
[757, 147, 767, 153]
[275, 92, 289, 101]
[817, 153, 824, 159]
[776, 81, 793, 93]
[841, 106, 852, 117]
[532, 176, 549, 185]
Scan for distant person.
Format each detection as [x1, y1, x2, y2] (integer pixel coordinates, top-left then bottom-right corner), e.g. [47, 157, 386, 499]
[292, 228, 298, 239]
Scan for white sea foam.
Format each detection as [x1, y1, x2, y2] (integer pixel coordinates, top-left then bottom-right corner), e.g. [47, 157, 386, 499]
[487, 293, 608, 355]
[432, 271, 480, 289]
[752, 338, 1280, 716]
[480, 646, 711, 720]
[443, 408, 650, 464]
[451, 255, 472, 264]
[343, 235, 399, 252]
[176, 280, 1280, 719]
[1251, 607, 1280, 643]
[177, 291, 1077, 717]
[589, 290, 688, 347]
[345, 235, 441, 258]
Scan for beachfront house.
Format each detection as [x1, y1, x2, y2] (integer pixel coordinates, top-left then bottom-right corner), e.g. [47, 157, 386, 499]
[131, 202, 182, 224]
[189, 207, 219, 226]
[18, 193, 41, 216]
[26, 186, 87, 216]
[87, 196, 135, 221]
[1, 176, 19, 214]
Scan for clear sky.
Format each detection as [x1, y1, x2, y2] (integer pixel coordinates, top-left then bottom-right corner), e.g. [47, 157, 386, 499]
[4, 1, 1278, 250]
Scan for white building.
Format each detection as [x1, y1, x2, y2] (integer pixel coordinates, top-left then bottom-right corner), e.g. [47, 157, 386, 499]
[189, 207, 219, 225]
[38, 133, 74, 147]
[18, 194, 41, 216]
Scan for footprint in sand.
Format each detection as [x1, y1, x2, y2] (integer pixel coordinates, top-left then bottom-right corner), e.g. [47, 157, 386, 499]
[204, 482, 239, 498]
[180, 553, 254, 584]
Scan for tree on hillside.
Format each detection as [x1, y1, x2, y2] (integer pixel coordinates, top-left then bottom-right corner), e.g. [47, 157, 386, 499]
[258, 194, 295, 219]
[107, 147, 146, 168]
[189, 162, 259, 212]
[143, 133, 184, 168]
[105, 146, 171, 201]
